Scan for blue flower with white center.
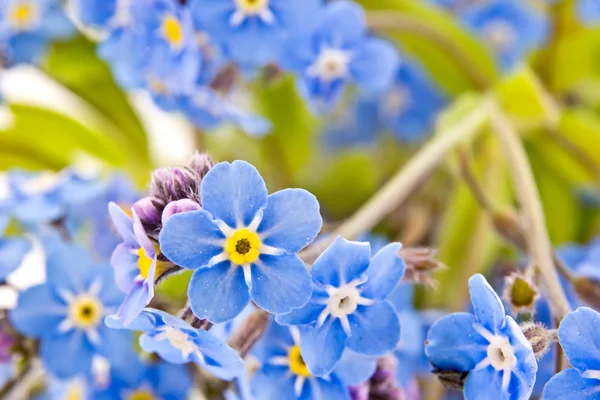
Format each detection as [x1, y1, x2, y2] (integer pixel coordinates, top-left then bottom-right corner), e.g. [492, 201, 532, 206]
[280, 0, 399, 110]
[461, 0, 549, 71]
[189, 0, 321, 68]
[95, 357, 192, 400]
[106, 308, 244, 381]
[108, 203, 174, 325]
[577, 0, 600, 26]
[9, 241, 132, 379]
[425, 274, 537, 400]
[0, 0, 75, 66]
[543, 307, 600, 399]
[159, 160, 322, 323]
[276, 237, 405, 376]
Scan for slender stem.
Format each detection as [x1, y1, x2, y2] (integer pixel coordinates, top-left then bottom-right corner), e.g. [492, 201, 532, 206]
[300, 98, 490, 264]
[488, 100, 571, 321]
[458, 148, 494, 213]
[366, 11, 490, 91]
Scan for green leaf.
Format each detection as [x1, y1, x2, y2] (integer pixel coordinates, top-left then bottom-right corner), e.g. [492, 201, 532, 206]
[559, 108, 600, 165]
[155, 270, 192, 306]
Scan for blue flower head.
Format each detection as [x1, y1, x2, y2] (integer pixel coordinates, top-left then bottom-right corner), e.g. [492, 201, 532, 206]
[461, 0, 549, 71]
[280, 1, 399, 110]
[106, 308, 244, 381]
[9, 241, 132, 379]
[189, 0, 321, 68]
[159, 160, 323, 323]
[276, 237, 406, 376]
[0, 0, 75, 65]
[425, 274, 537, 400]
[543, 307, 600, 400]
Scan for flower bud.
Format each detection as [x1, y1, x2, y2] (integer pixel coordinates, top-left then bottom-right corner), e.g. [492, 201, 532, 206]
[399, 247, 444, 287]
[361, 356, 407, 400]
[502, 272, 539, 315]
[433, 368, 468, 391]
[133, 197, 163, 233]
[520, 322, 555, 360]
[573, 275, 600, 309]
[162, 199, 202, 224]
[492, 211, 527, 252]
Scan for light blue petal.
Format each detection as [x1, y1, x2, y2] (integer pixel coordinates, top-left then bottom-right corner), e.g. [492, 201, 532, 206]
[192, 330, 244, 381]
[116, 280, 153, 325]
[469, 274, 506, 332]
[558, 307, 600, 371]
[0, 237, 31, 280]
[464, 365, 505, 400]
[45, 242, 94, 294]
[159, 210, 226, 270]
[40, 331, 94, 379]
[9, 285, 65, 337]
[350, 38, 399, 93]
[94, 323, 135, 365]
[334, 349, 377, 385]
[152, 362, 193, 399]
[359, 243, 405, 300]
[346, 301, 400, 356]
[578, 0, 600, 25]
[312, 237, 371, 288]
[275, 284, 328, 326]
[543, 368, 600, 400]
[76, 0, 118, 28]
[425, 312, 487, 371]
[306, 375, 350, 400]
[387, 282, 415, 313]
[257, 189, 322, 253]
[140, 332, 188, 364]
[111, 243, 139, 293]
[300, 319, 347, 376]
[250, 254, 312, 315]
[200, 161, 268, 228]
[252, 365, 296, 400]
[316, 1, 366, 48]
[188, 263, 250, 323]
[105, 309, 159, 331]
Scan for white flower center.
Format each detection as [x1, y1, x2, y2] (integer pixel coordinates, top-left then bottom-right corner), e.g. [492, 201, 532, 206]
[230, 0, 273, 26]
[156, 327, 198, 358]
[381, 85, 411, 117]
[307, 47, 352, 83]
[483, 19, 516, 51]
[473, 323, 517, 391]
[7, 1, 40, 31]
[327, 285, 360, 318]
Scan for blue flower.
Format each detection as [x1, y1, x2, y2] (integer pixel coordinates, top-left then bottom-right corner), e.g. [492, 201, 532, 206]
[425, 274, 537, 400]
[280, 0, 399, 110]
[74, 0, 120, 30]
[543, 307, 600, 400]
[0, 0, 75, 65]
[159, 160, 322, 323]
[276, 237, 405, 376]
[461, 0, 549, 71]
[9, 241, 131, 379]
[0, 210, 31, 280]
[35, 375, 93, 400]
[577, 0, 600, 25]
[189, 0, 321, 68]
[106, 308, 244, 381]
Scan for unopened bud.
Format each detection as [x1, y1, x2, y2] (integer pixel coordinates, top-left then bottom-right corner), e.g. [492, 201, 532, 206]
[520, 322, 555, 360]
[399, 247, 444, 287]
[133, 197, 163, 233]
[502, 272, 539, 315]
[162, 199, 202, 224]
[349, 383, 370, 400]
[573, 276, 600, 309]
[362, 356, 407, 400]
[433, 368, 468, 391]
[492, 212, 527, 251]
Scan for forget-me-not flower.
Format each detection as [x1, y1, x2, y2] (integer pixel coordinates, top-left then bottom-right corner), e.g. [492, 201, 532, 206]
[9, 241, 131, 379]
[276, 237, 405, 376]
[106, 308, 244, 381]
[425, 274, 537, 400]
[159, 160, 322, 323]
[280, 0, 399, 110]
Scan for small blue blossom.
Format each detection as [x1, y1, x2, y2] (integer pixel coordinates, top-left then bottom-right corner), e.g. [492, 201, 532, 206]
[74, 0, 120, 30]
[9, 240, 131, 379]
[461, 0, 549, 71]
[425, 274, 537, 400]
[543, 307, 600, 399]
[0, 0, 75, 66]
[189, 0, 321, 68]
[280, 0, 399, 110]
[0, 209, 31, 280]
[276, 237, 405, 376]
[159, 160, 322, 323]
[577, 0, 600, 26]
[106, 308, 244, 381]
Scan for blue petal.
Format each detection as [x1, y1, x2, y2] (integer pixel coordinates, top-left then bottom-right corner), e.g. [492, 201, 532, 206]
[306, 375, 350, 400]
[578, 0, 600, 25]
[316, 1, 366, 48]
[0, 237, 31, 280]
[192, 330, 244, 381]
[45, 242, 95, 294]
[140, 332, 189, 364]
[188, 263, 250, 323]
[152, 362, 193, 399]
[312, 237, 371, 288]
[346, 301, 400, 356]
[105, 309, 159, 331]
[469, 274, 506, 332]
[463, 365, 505, 400]
[359, 243, 405, 300]
[387, 282, 415, 313]
[250, 254, 312, 315]
[9, 284, 65, 337]
[300, 318, 347, 376]
[159, 210, 226, 270]
[558, 307, 600, 371]
[76, 0, 118, 28]
[275, 284, 328, 326]
[425, 312, 487, 371]
[94, 323, 135, 365]
[108, 203, 135, 246]
[257, 189, 322, 253]
[116, 280, 153, 325]
[334, 350, 377, 385]
[543, 368, 600, 400]
[111, 244, 139, 293]
[40, 331, 94, 379]
[350, 38, 399, 93]
[200, 161, 268, 228]
[252, 365, 296, 400]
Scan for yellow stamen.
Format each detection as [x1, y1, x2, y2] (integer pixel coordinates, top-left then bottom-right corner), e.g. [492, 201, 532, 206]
[225, 229, 261, 265]
[288, 345, 310, 377]
[137, 245, 170, 280]
[235, 0, 269, 13]
[69, 296, 103, 329]
[128, 390, 155, 400]
[161, 15, 184, 49]
[65, 382, 83, 400]
[9, 2, 39, 30]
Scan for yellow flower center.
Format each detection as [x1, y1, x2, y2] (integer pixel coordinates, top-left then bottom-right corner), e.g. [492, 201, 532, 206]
[128, 390, 155, 400]
[225, 229, 261, 265]
[137, 245, 170, 280]
[161, 15, 184, 49]
[235, 0, 269, 13]
[69, 296, 103, 329]
[288, 345, 310, 377]
[8, 2, 39, 30]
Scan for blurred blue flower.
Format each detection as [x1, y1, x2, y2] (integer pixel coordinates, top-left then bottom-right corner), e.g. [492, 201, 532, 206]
[0, 208, 31, 280]
[9, 241, 131, 379]
[189, 0, 321, 68]
[159, 160, 322, 323]
[280, 0, 399, 110]
[461, 0, 548, 71]
[106, 308, 244, 381]
[0, 0, 75, 65]
[276, 237, 405, 376]
[577, 0, 600, 26]
[35, 376, 93, 400]
[543, 307, 600, 400]
[425, 274, 537, 400]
